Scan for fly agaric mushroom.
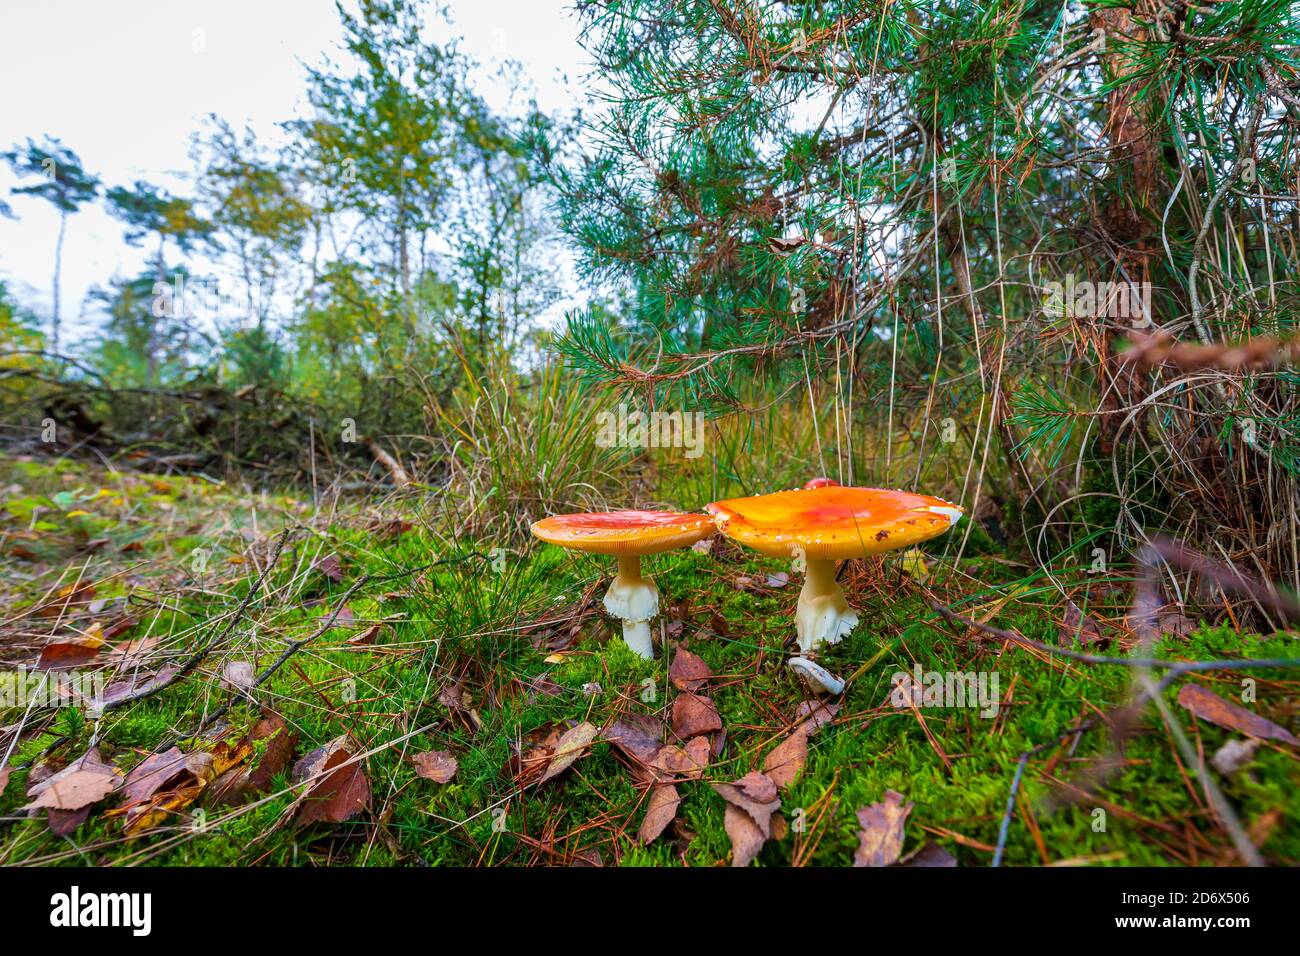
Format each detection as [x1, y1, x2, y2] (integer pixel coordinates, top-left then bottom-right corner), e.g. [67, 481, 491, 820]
[706, 485, 962, 657]
[530, 510, 715, 659]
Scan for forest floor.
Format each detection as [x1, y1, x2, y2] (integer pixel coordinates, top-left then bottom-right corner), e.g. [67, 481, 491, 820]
[2, 456, 1298, 866]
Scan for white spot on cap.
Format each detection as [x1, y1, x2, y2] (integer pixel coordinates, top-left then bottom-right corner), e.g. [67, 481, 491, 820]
[926, 505, 963, 525]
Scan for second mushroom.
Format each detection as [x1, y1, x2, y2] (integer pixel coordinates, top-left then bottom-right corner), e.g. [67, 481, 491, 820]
[530, 510, 715, 659]
[707, 483, 963, 657]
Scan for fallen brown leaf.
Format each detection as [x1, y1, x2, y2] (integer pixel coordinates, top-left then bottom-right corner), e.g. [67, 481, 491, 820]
[669, 647, 712, 691]
[511, 723, 568, 784]
[106, 635, 159, 663]
[438, 677, 482, 731]
[899, 842, 957, 867]
[652, 736, 710, 780]
[794, 700, 840, 735]
[1177, 684, 1300, 746]
[672, 692, 722, 739]
[123, 778, 210, 834]
[603, 715, 662, 766]
[724, 803, 767, 867]
[763, 729, 808, 789]
[438, 678, 469, 710]
[854, 790, 913, 867]
[314, 553, 345, 582]
[25, 769, 120, 811]
[523, 674, 566, 701]
[37, 638, 102, 671]
[243, 714, 298, 790]
[25, 748, 121, 813]
[712, 772, 780, 832]
[48, 807, 92, 837]
[539, 722, 598, 784]
[100, 616, 138, 641]
[121, 748, 189, 805]
[293, 736, 371, 825]
[733, 571, 789, 593]
[349, 622, 387, 646]
[221, 661, 255, 692]
[108, 749, 222, 835]
[1126, 602, 1198, 640]
[1157, 607, 1197, 639]
[209, 740, 251, 779]
[411, 750, 458, 784]
[712, 771, 780, 867]
[637, 783, 680, 844]
[101, 665, 178, 706]
[604, 715, 710, 783]
[209, 712, 298, 806]
[34, 583, 96, 618]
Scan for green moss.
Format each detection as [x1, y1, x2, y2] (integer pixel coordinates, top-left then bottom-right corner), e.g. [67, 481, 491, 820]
[2, 458, 1297, 867]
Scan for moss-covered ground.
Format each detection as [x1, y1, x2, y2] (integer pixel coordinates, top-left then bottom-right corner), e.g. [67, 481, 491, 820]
[2, 458, 1298, 866]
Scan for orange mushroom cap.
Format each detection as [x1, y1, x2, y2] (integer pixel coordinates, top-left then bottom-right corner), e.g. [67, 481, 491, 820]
[531, 510, 715, 556]
[706, 486, 962, 560]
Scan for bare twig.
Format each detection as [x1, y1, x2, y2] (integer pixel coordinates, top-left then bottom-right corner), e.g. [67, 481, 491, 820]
[100, 528, 294, 712]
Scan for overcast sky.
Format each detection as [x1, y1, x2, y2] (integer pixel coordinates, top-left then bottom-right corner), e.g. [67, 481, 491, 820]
[0, 0, 589, 341]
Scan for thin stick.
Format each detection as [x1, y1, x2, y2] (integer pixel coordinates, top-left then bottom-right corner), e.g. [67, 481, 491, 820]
[100, 528, 294, 712]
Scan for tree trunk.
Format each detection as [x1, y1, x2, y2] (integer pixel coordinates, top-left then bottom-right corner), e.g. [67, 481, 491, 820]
[1090, 4, 1160, 453]
[396, 171, 414, 343]
[52, 209, 67, 353]
[150, 236, 166, 387]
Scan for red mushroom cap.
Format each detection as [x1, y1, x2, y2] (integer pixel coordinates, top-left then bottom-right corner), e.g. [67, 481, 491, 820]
[706, 486, 962, 560]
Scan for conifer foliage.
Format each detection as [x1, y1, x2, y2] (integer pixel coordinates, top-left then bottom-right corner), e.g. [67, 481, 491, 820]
[547, 0, 1300, 581]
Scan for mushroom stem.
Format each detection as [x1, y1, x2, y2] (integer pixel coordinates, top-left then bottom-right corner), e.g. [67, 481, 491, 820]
[603, 554, 659, 659]
[795, 557, 859, 653]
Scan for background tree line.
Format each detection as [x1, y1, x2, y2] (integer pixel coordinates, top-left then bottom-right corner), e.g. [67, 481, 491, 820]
[1, 0, 571, 478]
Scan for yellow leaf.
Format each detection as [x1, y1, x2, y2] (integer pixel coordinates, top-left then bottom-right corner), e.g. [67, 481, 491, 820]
[899, 549, 929, 582]
[81, 622, 106, 648]
[211, 740, 252, 777]
[122, 782, 205, 836]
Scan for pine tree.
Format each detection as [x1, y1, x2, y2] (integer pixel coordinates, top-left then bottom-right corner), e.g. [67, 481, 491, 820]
[545, 0, 1300, 575]
[105, 182, 215, 385]
[1, 137, 100, 353]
